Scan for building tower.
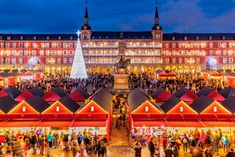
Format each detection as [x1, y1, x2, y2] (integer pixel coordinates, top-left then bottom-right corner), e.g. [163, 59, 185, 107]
[152, 0, 162, 40]
[80, 2, 92, 40]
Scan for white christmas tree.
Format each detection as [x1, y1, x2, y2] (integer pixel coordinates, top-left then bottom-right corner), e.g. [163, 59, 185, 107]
[70, 31, 88, 79]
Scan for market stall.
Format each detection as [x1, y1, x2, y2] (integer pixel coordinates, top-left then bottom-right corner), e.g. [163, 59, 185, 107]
[191, 96, 232, 121]
[42, 95, 80, 120]
[160, 96, 198, 121]
[75, 88, 113, 138]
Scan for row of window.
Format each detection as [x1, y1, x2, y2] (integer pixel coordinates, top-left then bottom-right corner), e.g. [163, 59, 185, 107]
[0, 42, 75, 49]
[164, 50, 205, 56]
[164, 58, 201, 64]
[165, 42, 235, 49]
[0, 57, 73, 64]
[0, 50, 74, 56]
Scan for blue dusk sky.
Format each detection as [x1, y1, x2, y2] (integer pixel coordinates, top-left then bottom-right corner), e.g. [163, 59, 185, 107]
[0, 0, 235, 33]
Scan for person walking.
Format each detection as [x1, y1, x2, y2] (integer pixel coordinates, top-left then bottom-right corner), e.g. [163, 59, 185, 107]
[47, 131, 54, 149]
[30, 131, 37, 154]
[133, 142, 142, 157]
[148, 138, 155, 157]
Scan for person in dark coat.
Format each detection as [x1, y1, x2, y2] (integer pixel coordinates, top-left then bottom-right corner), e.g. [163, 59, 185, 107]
[133, 142, 142, 157]
[226, 149, 235, 157]
[148, 139, 155, 157]
[165, 145, 174, 157]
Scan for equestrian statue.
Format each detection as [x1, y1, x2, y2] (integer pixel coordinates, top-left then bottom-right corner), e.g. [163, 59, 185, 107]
[114, 56, 131, 74]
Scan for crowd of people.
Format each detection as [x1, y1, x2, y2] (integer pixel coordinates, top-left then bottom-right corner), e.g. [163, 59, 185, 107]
[131, 128, 235, 157]
[0, 128, 108, 157]
[0, 72, 227, 98]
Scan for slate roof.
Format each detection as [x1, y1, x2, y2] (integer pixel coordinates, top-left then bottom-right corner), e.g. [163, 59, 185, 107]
[160, 96, 181, 113]
[53, 87, 67, 97]
[163, 33, 235, 41]
[15, 90, 33, 102]
[0, 95, 17, 113]
[174, 87, 189, 98]
[197, 87, 213, 97]
[58, 96, 81, 113]
[26, 96, 50, 113]
[1, 33, 235, 41]
[128, 88, 152, 112]
[190, 96, 214, 113]
[28, 87, 44, 97]
[151, 88, 172, 102]
[4, 87, 21, 99]
[89, 88, 113, 112]
[221, 96, 235, 113]
[219, 87, 235, 98]
[76, 87, 89, 99]
[91, 31, 153, 39]
[0, 34, 77, 40]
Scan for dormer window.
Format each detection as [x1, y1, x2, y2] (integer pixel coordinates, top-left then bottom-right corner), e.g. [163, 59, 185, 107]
[56, 106, 60, 112]
[179, 106, 184, 112]
[222, 36, 226, 40]
[22, 106, 26, 112]
[58, 36, 61, 40]
[184, 36, 187, 40]
[7, 36, 11, 40]
[47, 36, 49, 40]
[91, 106, 94, 112]
[213, 106, 217, 113]
[70, 36, 73, 40]
[172, 36, 175, 41]
[209, 36, 212, 40]
[145, 106, 149, 112]
[33, 36, 36, 40]
[196, 36, 199, 40]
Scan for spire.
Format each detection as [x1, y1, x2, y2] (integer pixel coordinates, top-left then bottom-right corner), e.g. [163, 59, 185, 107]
[154, 0, 159, 25]
[152, 0, 161, 30]
[81, 0, 91, 30]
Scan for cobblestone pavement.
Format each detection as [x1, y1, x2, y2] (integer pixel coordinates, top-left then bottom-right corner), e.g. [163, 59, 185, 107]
[1, 146, 227, 157]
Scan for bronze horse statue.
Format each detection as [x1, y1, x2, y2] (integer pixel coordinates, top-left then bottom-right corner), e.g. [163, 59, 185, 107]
[114, 57, 131, 74]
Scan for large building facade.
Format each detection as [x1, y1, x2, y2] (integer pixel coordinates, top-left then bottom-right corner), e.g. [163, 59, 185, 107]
[0, 4, 235, 74]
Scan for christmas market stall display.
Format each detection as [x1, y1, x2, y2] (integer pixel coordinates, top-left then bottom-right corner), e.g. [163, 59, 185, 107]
[74, 88, 113, 139]
[128, 88, 164, 137]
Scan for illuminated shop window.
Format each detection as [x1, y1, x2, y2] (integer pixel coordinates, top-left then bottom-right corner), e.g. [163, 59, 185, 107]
[145, 106, 149, 112]
[213, 106, 217, 113]
[91, 106, 94, 112]
[179, 106, 184, 112]
[22, 106, 26, 112]
[56, 106, 60, 112]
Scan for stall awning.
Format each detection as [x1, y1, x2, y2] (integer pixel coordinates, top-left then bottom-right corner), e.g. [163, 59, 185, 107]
[72, 121, 106, 127]
[0, 121, 38, 127]
[37, 121, 72, 127]
[133, 121, 166, 127]
[202, 121, 235, 127]
[166, 121, 204, 128]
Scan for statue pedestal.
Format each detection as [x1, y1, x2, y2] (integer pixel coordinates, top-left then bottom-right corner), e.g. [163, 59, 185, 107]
[113, 74, 129, 90]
